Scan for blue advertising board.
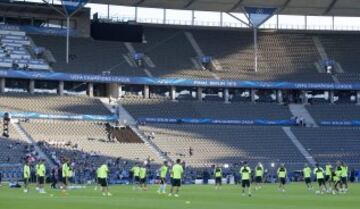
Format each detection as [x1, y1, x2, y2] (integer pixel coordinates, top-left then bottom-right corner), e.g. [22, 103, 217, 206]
[0, 24, 79, 37]
[137, 117, 297, 126]
[320, 120, 360, 126]
[1, 69, 359, 91]
[0, 111, 118, 122]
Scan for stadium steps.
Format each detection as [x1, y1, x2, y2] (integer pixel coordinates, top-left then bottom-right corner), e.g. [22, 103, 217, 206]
[282, 127, 316, 166]
[184, 31, 222, 77]
[313, 36, 328, 61]
[289, 104, 318, 127]
[99, 98, 137, 125]
[12, 121, 54, 166]
[99, 98, 171, 162]
[313, 36, 345, 81]
[129, 125, 171, 163]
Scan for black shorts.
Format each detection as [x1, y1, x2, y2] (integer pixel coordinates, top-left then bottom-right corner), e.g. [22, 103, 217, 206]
[279, 177, 286, 185]
[134, 176, 140, 183]
[38, 176, 45, 184]
[305, 177, 311, 184]
[255, 176, 262, 183]
[160, 178, 166, 184]
[215, 177, 222, 185]
[24, 178, 29, 185]
[172, 179, 181, 187]
[140, 178, 146, 184]
[99, 178, 108, 187]
[63, 177, 69, 185]
[325, 175, 331, 182]
[341, 177, 347, 185]
[318, 178, 325, 186]
[242, 180, 250, 188]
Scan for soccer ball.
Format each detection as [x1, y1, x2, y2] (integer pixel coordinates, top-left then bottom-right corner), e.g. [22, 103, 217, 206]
[315, 191, 321, 195]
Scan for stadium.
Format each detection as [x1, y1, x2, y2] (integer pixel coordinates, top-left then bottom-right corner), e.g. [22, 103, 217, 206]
[0, 0, 360, 209]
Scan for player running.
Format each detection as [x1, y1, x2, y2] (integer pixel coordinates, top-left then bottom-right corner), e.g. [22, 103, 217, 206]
[325, 162, 333, 192]
[254, 162, 264, 190]
[214, 165, 223, 190]
[23, 160, 31, 193]
[157, 161, 168, 194]
[61, 158, 71, 193]
[332, 163, 343, 194]
[277, 164, 287, 192]
[340, 161, 348, 193]
[131, 163, 141, 190]
[35, 162, 40, 191]
[37, 159, 46, 194]
[240, 161, 252, 197]
[139, 165, 148, 191]
[303, 163, 313, 191]
[98, 162, 111, 196]
[313, 163, 327, 194]
[94, 167, 100, 191]
[169, 159, 184, 197]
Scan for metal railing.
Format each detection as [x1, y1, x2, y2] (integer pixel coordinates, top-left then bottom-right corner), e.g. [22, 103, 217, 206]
[99, 15, 360, 32]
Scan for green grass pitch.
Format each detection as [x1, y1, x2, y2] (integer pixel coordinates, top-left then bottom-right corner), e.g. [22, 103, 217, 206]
[0, 183, 359, 209]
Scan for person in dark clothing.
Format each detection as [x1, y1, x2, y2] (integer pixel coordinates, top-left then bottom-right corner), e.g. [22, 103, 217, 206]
[350, 169, 356, 183]
[51, 167, 58, 189]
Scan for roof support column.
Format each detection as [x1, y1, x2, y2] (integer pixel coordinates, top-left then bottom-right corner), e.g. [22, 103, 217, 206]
[28, 80, 35, 95]
[197, 87, 203, 101]
[251, 89, 256, 103]
[87, 82, 94, 97]
[57, 81, 64, 96]
[220, 12, 223, 27]
[170, 86, 177, 101]
[144, 85, 150, 99]
[329, 90, 335, 104]
[135, 7, 138, 22]
[163, 9, 167, 24]
[107, 0, 110, 19]
[224, 88, 230, 103]
[0, 78, 5, 94]
[191, 10, 195, 25]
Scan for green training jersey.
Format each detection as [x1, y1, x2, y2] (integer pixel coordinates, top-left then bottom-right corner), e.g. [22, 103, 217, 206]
[96, 168, 100, 178]
[98, 164, 109, 178]
[23, 164, 30, 179]
[160, 165, 168, 178]
[38, 164, 46, 177]
[313, 167, 325, 180]
[277, 167, 287, 178]
[255, 165, 264, 177]
[325, 165, 332, 176]
[172, 164, 184, 180]
[62, 163, 71, 178]
[139, 167, 147, 179]
[341, 166, 348, 178]
[303, 167, 311, 178]
[35, 164, 40, 176]
[131, 166, 140, 177]
[240, 166, 251, 180]
[334, 167, 342, 182]
[215, 167, 222, 178]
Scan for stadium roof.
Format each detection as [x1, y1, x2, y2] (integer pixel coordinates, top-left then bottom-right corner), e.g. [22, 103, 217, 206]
[89, 0, 360, 17]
